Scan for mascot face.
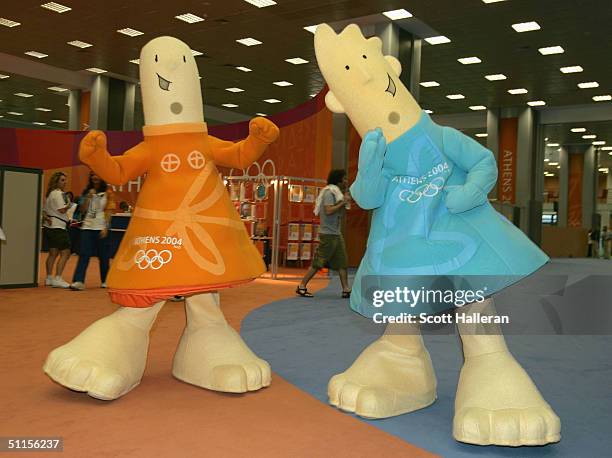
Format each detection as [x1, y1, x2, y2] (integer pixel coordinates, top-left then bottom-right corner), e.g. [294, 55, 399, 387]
[140, 36, 204, 126]
[314, 24, 419, 139]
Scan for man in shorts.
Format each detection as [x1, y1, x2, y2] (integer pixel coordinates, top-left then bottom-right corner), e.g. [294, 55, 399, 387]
[296, 169, 352, 298]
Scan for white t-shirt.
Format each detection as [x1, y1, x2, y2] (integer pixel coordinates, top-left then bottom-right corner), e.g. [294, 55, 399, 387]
[81, 192, 109, 230]
[44, 189, 69, 230]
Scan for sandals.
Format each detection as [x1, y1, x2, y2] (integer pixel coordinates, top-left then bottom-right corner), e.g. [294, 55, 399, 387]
[342, 290, 351, 299]
[296, 286, 314, 298]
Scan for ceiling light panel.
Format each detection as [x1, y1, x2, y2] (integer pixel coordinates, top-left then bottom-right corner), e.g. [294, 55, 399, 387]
[41, 2, 71, 13]
[25, 51, 48, 58]
[14, 93, 34, 98]
[560, 66, 583, 73]
[482, 0, 506, 3]
[236, 66, 252, 72]
[485, 74, 507, 81]
[8, 112, 23, 116]
[582, 134, 596, 139]
[458, 57, 481, 65]
[263, 98, 281, 103]
[469, 105, 487, 110]
[175, 13, 205, 23]
[593, 141, 606, 145]
[593, 95, 611, 101]
[0, 74, 9, 79]
[446, 94, 465, 100]
[33, 122, 47, 125]
[476, 133, 488, 137]
[222, 103, 239, 108]
[117, 28, 144, 37]
[303, 25, 319, 34]
[225, 87, 244, 92]
[424, 109, 434, 114]
[425, 36, 451, 45]
[420, 81, 440, 87]
[527, 100, 546, 106]
[0, 18, 20, 27]
[538, 46, 564, 55]
[191, 50, 203, 56]
[512, 21, 541, 32]
[243, 0, 277, 7]
[273, 81, 293, 87]
[285, 57, 309, 65]
[130, 59, 140, 64]
[236, 37, 262, 46]
[571, 128, 586, 132]
[508, 88, 528, 94]
[67, 40, 93, 49]
[51, 119, 66, 123]
[382, 9, 413, 20]
[48, 86, 68, 92]
[256, 112, 267, 116]
[35, 107, 52, 112]
[86, 67, 107, 73]
[578, 82, 599, 89]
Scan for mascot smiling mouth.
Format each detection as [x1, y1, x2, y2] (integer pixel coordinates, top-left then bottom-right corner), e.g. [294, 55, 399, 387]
[157, 73, 171, 91]
[385, 73, 396, 97]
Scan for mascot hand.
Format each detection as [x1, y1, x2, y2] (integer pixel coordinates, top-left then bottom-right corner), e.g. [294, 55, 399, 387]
[358, 128, 386, 177]
[250, 117, 280, 143]
[80, 130, 108, 162]
[444, 182, 486, 214]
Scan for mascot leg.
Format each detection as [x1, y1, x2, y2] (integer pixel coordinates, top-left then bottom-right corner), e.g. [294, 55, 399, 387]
[454, 298, 561, 446]
[43, 302, 164, 400]
[172, 292, 271, 393]
[328, 322, 437, 418]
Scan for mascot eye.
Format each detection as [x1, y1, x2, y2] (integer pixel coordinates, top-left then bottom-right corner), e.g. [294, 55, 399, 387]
[362, 54, 367, 59]
[183, 55, 186, 63]
[345, 65, 350, 70]
[155, 55, 158, 63]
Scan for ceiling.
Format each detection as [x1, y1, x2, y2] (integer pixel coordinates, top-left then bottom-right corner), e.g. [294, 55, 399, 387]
[0, 0, 611, 130]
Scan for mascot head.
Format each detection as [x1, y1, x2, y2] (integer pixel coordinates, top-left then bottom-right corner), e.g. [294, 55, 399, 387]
[140, 36, 204, 126]
[314, 24, 420, 141]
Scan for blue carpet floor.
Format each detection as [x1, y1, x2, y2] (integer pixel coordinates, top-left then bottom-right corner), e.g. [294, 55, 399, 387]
[241, 259, 612, 457]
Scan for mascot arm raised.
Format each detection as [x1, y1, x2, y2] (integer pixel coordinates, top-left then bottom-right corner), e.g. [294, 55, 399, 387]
[208, 117, 280, 169]
[442, 127, 498, 214]
[350, 128, 390, 210]
[79, 131, 151, 186]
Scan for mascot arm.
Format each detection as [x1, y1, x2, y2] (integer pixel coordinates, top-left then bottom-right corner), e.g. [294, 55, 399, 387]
[79, 131, 150, 186]
[350, 128, 389, 210]
[442, 127, 498, 214]
[208, 117, 280, 169]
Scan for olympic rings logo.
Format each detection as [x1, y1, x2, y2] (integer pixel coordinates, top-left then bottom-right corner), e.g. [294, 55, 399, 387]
[399, 177, 446, 204]
[134, 249, 173, 270]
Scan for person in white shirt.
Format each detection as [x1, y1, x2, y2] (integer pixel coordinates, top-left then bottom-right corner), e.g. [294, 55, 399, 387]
[43, 172, 72, 288]
[70, 173, 115, 290]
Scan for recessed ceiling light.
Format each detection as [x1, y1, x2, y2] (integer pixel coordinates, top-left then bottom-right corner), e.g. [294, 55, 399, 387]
[382, 9, 413, 20]
[237, 37, 262, 46]
[263, 98, 281, 103]
[420, 81, 440, 87]
[33, 121, 47, 126]
[469, 105, 487, 111]
[48, 86, 68, 92]
[273, 81, 293, 87]
[25, 51, 48, 59]
[8, 112, 23, 116]
[225, 87, 244, 93]
[222, 103, 239, 108]
[256, 112, 267, 116]
[560, 66, 583, 73]
[527, 100, 546, 106]
[482, 0, 506, 3]
[14, 93, 34, 98]
[424, 109, 434, 114]
[508, 88, 528, 94]
[544, 158, 550, 162]
[601, 146, 612, 151]
[599, 167, 609, 173]
[485, 74, 507, 81]
[285, 57, 309, 65]
[0, 17, 20, 27]
[424, 36, 451, 45]
[51, 119, 66, 123]
[571, 128, 586, 132]
[538, 46, 564, 55]
[593, 95, 611, 102]
[130, 59, 140, 65]
[458, 56, 481, 65]
[35, 107, 52, 112]
[41, 2, 71, 13]
[512, 21, 541, 33]
[244, 0, 277, 7]
[236, 66, 252, 72]
[446, 94, 465, 100]
[0, 74, 9, 79]
[593, 141, 606, 145]
[303, 24, 319, 34]
[191, 49, 203, 57]
[546, 143, 559, 147]
[86, 67, 107, 74]
[117, 28, 144, 37]
[549, 162, 559, 166]
[582, 134, 596, 139]
[476, 133, 488, 137]
[577, 82, 599, 89]
[67, 40, 93, 49]
[175, 13, 205, 23]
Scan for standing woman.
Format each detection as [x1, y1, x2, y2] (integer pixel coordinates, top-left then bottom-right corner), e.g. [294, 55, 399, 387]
[43, 171, 72, 288]
[70, 173, 115, 290]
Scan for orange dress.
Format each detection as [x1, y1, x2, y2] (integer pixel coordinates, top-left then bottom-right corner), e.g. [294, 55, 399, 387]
[79, 120, 279, 307]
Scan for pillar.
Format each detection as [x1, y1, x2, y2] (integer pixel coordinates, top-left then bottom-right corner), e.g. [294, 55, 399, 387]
[582, 146, 597, 229]
[486, 108, 500, 200]
[123, 82, 136, 131]
[558, 147, 569, 227]
[89, 75, 109, 130]
[68, 90, 81, 131]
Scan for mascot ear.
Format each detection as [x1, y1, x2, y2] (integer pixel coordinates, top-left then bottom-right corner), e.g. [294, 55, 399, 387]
[325, 91, 345, 113]
[385, 55, 402, 77]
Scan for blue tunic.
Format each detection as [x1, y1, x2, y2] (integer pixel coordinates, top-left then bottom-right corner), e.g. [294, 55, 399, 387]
[349, 112, 548, 318]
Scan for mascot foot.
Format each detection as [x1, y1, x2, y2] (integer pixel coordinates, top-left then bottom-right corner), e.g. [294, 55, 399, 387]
[172, 293, 271, 393]
[453, 351, 561, 446]
[43, 303, 163, 401]
[328, 328, 436, 419]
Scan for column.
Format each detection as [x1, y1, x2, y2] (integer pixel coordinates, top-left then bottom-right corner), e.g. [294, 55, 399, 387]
[68, 90, 81, 131]
[558, 147, 569, 227]
[486, 108, 500, 200]
[331, 113, 349, 170]
[582, 146, 597, 229]
[123, 82, 136, 131]
[89, 75, 109, 130]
